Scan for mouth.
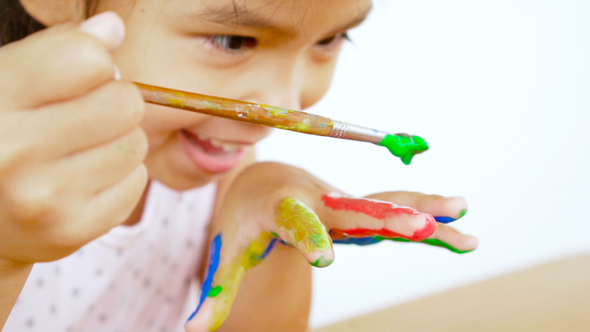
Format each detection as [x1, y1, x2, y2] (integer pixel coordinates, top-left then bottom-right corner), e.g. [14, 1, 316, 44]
[179, 130, 248, 174]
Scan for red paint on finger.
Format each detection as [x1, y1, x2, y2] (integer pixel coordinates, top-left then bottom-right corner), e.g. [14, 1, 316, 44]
[322, 194, 417, 219]
[331, 228, 405, 239]
[330, 224, 434, 241]
[322, 194, 436, 241]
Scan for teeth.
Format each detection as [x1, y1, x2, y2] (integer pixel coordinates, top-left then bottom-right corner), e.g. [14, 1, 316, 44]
[196, 133, 209, 141]
[196, 133, 243, 152]
[209, 138, 224, 148]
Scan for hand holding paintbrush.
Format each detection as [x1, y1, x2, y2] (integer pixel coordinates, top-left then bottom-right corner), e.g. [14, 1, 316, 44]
[134, 82, 429, 165]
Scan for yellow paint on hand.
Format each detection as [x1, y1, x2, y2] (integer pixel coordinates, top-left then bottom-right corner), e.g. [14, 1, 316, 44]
[209, 233, 274, 330]
[275, 198, 331, 253]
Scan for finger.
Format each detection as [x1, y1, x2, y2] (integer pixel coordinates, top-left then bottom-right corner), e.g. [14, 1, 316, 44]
[275, 197, 334, 267]
[426, 223, 478, 252]
[77, 12, 126, 51]
[390, 224, 478, 254]
[52, 127, 148, 194]
[367, 192, 468, 224]
[187, 232, 278, 331]
[318, 193, 436, 242]
[28, 80, 144, 158]
[77, 163, 148, 237]
[0, 12, 124, 109]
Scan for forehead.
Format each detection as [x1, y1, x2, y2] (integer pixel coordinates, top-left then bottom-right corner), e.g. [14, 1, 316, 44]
[174, 0, 372, 35]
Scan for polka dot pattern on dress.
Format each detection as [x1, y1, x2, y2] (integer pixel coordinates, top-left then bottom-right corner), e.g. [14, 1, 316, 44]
[3, 181, 216, 332]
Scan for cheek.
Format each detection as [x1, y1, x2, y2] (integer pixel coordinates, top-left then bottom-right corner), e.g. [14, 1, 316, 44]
[301, 59, 338, 109]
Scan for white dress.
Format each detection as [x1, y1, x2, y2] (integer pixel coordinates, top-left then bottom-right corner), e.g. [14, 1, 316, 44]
[4, 181, 216, 332]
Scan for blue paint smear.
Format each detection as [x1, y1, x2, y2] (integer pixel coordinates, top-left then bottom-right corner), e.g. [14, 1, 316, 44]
[258, 238, 278, 260]
[332, 237, 384, 246]
[434, 216, 456, 224]
[188, 234, 222, 321]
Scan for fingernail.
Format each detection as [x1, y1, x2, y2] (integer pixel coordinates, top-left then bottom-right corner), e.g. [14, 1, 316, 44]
[79, 12, 125, 50]
[113, 65, 121, 80]
[307, 251, 335, 268]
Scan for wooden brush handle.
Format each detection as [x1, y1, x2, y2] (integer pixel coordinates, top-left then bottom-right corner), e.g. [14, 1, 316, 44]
[134, 82, 334, 136]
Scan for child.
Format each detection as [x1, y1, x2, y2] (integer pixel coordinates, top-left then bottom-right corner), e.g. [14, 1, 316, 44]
[0, 0, 478, 331]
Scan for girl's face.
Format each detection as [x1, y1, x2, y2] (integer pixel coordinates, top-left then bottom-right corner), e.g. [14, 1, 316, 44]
[97, 0, 371, 190]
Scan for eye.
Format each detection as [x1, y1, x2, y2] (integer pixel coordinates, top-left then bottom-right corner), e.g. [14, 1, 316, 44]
[207, 35, 257, 52]
[316, 32, 351, 50]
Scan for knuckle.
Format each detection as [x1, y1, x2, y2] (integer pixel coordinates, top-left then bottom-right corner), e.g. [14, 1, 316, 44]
[125, 128, 149, 160]
[107, 82, 145, 124]
[55, 223, 92, 249]
[4, 181, 58, 222]
[64, 33, 113, 82]
[0, 140, 33, 174]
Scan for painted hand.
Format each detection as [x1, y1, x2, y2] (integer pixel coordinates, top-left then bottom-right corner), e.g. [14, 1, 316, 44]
[329, 191, 477, 254]
[185, 163, 477, 331]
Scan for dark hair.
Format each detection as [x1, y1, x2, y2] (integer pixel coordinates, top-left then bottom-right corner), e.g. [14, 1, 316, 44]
[0, 0, 45, 45]
[0, 0, 95, 46]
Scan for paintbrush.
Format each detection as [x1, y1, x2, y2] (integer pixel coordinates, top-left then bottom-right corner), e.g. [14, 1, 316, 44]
[134, 82, 428, 165]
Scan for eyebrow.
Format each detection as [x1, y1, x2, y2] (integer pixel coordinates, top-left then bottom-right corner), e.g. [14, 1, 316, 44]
[192, 2, 373, 35]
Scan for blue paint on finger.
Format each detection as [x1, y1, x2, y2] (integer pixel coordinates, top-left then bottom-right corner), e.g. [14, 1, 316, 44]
[188, 234, 222, 321]
[258, 237, 278, 260]
[332, 236, 384, 246]
[435, 209, 467, 223]
[434, 216, 456, 224]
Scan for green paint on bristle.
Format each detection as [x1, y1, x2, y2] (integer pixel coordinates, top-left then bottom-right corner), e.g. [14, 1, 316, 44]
[208, 285, 223, 297]
[379, 134, 429, 165]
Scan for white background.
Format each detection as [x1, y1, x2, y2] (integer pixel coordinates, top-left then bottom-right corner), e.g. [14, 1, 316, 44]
[256, 1, 590, 328]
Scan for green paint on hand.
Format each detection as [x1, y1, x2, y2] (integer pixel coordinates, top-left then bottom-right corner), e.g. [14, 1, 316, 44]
[208, 285, 222, 297]
[379, 134, 429, 165]
[459, 209, 468, 218]
[390, 237, 474, 254]
[311, 256, 334, 268]
[310, 233, 325, 246]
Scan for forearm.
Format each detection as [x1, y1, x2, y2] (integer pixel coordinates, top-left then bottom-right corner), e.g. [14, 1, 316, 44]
[218, 244, 312, 332]
[0, 260, 33, 330]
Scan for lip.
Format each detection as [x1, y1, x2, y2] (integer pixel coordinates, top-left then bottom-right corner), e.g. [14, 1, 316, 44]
[179, 130, 247, 174]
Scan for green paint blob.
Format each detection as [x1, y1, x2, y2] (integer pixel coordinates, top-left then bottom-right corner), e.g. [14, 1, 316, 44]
[379, 134, 429, 165]
[459, 209, 468, 218]
[270, 231, 280, 238]
[208, 285, 223, 297]
[390, 237, 474, 254]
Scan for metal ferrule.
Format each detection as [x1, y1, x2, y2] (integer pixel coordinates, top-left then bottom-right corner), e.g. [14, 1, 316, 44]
[329, 120, 388, 144]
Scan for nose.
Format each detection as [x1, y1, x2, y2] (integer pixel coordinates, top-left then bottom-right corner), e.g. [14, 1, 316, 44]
[240, 56, 305, 111]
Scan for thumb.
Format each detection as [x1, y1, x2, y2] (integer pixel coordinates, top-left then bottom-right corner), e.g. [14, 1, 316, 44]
[275, 197, 335, 267]
[1, 11, 124, 110]
[185, 232, 278, 331]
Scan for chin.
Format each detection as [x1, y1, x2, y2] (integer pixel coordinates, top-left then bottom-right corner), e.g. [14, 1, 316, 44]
[144, 160, 222, 192]
[152, 171, 220, 191]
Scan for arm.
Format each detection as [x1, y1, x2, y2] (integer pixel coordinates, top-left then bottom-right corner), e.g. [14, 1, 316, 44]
[200, 149, 312, 331]
[219, 244, 311, 332]
[188, 162, 477, 332]
[0, 261, 33, 330]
